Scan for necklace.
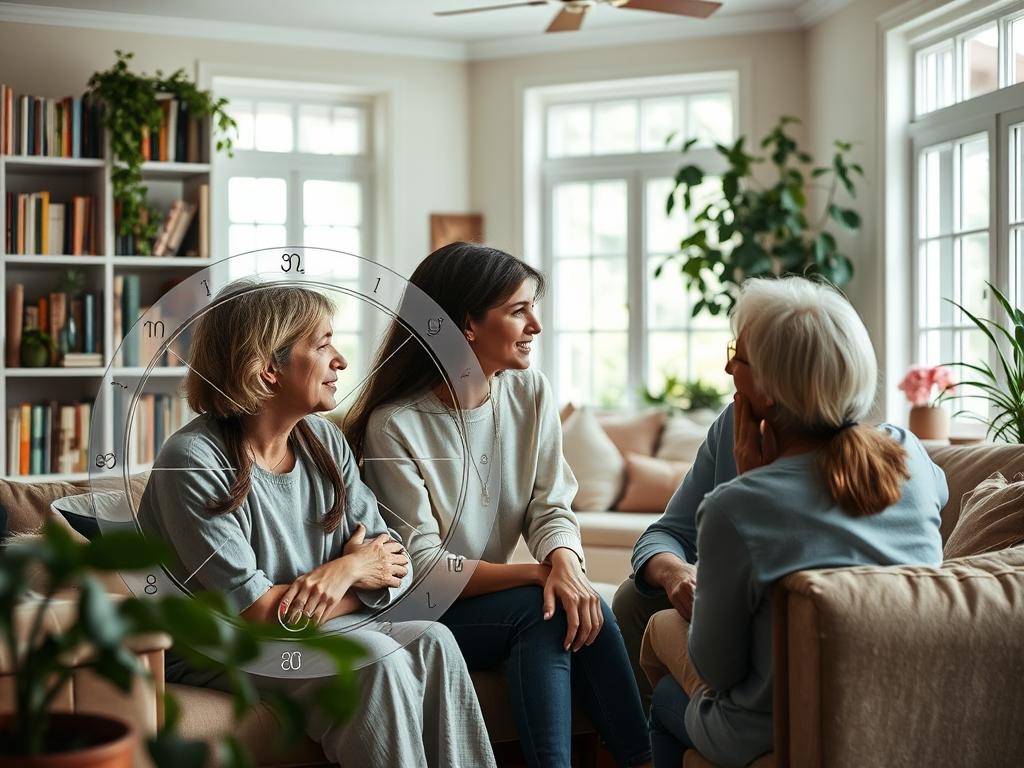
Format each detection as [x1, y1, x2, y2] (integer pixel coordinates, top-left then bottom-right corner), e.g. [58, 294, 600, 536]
[247, 438, 290, 474]
[440, 385, 499, 506]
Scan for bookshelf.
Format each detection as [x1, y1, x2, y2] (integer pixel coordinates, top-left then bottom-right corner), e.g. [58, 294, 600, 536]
[1, 144, 213, 482]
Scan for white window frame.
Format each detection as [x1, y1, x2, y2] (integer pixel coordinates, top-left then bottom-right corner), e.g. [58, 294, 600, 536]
[529, 72, 740, 407]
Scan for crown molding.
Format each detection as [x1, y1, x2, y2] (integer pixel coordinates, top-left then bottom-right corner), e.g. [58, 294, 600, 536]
[0, 2, 468, 61]
[796, 0, 855, 27]
[0, 2, 854, 63]
[467, 10, 802, 61]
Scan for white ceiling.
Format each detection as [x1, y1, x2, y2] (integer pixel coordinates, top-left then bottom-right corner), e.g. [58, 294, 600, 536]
[1, 0, 840, 59]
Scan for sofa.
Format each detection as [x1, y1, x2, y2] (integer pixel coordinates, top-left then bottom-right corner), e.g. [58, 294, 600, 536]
[641, 440, 1024, 767]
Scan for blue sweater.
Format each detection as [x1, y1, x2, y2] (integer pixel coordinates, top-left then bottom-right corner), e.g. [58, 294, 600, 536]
[632, 406, 947, 766]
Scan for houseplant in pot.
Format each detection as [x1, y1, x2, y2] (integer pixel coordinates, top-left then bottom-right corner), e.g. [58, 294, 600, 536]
[19, 329, 55, 368]
[898, 364, 956, 440]
[0, 521, 362, 767]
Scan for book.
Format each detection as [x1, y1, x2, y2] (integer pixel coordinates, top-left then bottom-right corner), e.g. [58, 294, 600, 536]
[61, 352, 102, 367]
[6, 283, 23, 366]
[151, 199, 183, 257]
[59, 406, 76, 474]
[48, 202, 65, 256]
[47, 400, 58, 473]
[165, 201, 197, 256]
[70, 298, 84, 353]
[30, 404, 44, 475]
[83, 291, 96, 354]
[198, 184, 210, 259]
[19, 403, 30, 475]
[6, 408, 19, 475]
[113, 275, 124, 365]
[48, 291, 66, 365]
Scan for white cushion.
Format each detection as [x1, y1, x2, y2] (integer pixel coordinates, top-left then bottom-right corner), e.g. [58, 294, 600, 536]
[656, 414, 708, 463]
[576, 511, 660, 548]
[561, 406, 624, 511]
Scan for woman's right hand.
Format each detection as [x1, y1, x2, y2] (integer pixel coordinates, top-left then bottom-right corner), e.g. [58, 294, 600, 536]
[342, 523, 409, 590]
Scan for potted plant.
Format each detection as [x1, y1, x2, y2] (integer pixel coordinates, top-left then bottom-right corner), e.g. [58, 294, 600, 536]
[898, 364, 957, 440]
[945, 283, 1024, 443]
[86, 51, 236, 255]
[0, 521, 362, 767]
[657, 115, 863, 318]
[19, 329, 55, 368]
[642, 375, 727, 416]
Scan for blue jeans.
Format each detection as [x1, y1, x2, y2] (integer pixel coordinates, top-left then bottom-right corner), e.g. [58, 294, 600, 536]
[441, 585, 652, 768]
[649, 675, 697, 767]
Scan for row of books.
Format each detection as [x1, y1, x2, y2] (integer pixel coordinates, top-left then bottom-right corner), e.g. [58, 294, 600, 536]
[0, 86, 103, 159]
[6, 400, 94, 475]
[4, 191, 98, 256]
[114, 392, 195, 467]
[141, 96, 205, 164]
[5, 284, 102, 367]
[112, 274, 191, 367]
[114, 187, 209, 258]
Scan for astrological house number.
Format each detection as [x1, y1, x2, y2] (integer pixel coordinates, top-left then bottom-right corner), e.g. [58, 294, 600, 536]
[446, 554, 465, 572]
[373, 276, 381, 294]
[143, 320, 165, 339]
[281, 650, 302, 671]
[144, 574, 158, 595]
[281, 253, 305, 274]
[201, 279, 211, 297]
[95, 451, 116, 469]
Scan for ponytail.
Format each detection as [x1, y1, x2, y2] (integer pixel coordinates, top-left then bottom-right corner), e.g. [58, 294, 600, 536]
[816, 425, 909, 517]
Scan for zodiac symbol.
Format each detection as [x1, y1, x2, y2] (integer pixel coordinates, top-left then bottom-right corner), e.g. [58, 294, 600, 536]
[110, 381, 128, 390]
[480, 454, 488, 465]
[201, 279, 211, 297]
[143, 320, 165, 339]
[446, 554, 465, 573]
[459, 368, 470, 379]
[95, 452, 116, 469]
[281, 651, 302, 670]
[144, 574, 158, 595]
[379, 621, 393, 636]
[426, 317, 443, 336]
[281, 252, 304, 273]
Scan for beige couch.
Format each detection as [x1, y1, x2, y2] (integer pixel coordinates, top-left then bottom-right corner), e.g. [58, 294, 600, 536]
[642, 441, 1024, 767]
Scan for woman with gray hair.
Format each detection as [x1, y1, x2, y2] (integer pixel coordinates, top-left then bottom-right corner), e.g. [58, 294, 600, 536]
[647, 277, 947, 767]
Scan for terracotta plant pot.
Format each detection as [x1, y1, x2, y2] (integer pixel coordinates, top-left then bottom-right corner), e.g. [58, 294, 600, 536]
[0, 713, 134, 768]
[908, 405, 949, 441]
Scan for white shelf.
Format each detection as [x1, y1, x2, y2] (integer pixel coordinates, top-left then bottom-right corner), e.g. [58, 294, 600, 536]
[5, 255, 107, 266]
[2, 156, 105, 174]
[5, 367, 105, 377]
[112, 366, 188, 377]
[113, 256, 211, 268]
[140, 161, 210, 179]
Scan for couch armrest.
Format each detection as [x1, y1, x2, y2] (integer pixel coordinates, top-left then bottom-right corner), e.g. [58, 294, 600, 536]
[774, 547, 1024, 768]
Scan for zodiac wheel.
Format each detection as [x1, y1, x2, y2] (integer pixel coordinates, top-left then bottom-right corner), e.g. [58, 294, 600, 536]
[90, 247, 498, 676]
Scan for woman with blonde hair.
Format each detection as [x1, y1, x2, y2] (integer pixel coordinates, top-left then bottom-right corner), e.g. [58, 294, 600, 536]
[647, 277, 946, 767]
[137, 278, 495, 767]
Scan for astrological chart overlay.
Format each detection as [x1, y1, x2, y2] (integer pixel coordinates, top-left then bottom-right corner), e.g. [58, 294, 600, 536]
[90, 248, 499, 676]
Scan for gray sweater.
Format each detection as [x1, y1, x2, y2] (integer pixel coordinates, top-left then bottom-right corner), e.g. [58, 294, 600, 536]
[362, 367, 584, 577]
[137, 413, 411, 613]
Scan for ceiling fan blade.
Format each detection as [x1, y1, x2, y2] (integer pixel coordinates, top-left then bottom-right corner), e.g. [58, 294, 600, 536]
[546, 6, 587, 32]
[435, 1, 547, 17]
[621, 0, 721, 19]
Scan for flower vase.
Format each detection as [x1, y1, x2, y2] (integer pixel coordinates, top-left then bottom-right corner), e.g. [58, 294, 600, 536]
[908, 405, 949, 441]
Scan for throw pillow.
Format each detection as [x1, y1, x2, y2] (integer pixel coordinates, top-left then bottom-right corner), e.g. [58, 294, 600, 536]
[943, 471, 1024, 559]
[561, 407, 625, 511]
[597, 409, 668, 458]
[656, 414, 708, 463]
[560, 402, 576, 424]
[51, 490, 136, 540]
[617, 453, 691, 513]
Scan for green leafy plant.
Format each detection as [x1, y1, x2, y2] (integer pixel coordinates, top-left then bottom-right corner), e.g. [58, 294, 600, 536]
[56, 268, 87, 298]
[658, 115, 863, 318]
[20, 328, 55, 368]
[642, 375, 727, 413]
[944, 282, 1024, 442]
[86, 50, 236, 255]
[0, 522, 363, 766]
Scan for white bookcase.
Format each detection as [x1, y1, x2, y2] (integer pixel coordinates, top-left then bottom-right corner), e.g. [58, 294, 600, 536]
[0, 151, 213, 482]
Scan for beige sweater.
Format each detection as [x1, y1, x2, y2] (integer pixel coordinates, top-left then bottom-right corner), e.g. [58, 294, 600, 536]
[362, 367, 584, 578]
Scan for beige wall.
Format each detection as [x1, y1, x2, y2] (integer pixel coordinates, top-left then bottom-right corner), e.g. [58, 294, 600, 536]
[0, 21, 470, 276]
[467, 29, 809, 257]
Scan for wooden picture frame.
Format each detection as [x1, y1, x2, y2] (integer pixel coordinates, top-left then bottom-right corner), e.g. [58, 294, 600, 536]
[430, 213, 484, 251]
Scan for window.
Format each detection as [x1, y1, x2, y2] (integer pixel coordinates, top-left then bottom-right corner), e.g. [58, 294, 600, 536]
[214, 81, 375, 388]
[909, 4, 1024, 421]
[534, 74, 739, 407]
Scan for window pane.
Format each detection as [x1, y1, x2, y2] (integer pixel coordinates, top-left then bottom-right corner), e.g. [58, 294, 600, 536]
[334, 297, 361, 336]
[1011, 123, 1024, 225]
[958, 135, 988, 232]
[228, 177, 257, 223]
[304, 226, 361, 259]
[593, 101, 637, 155]
[646, 177, 685, 254]
[298, 104, 331, 154]
[688, 93, 733, 147]
[919, 145, 947, 238]
[962, 25, 998, 100]
[593, 332, 628, 407]
[958, 233, 989, 324]
[918, 239, 954, 328]
[228, 224, 256, 260]
[554, 183, 591, 257]
[556, 259, 592, 330]
[255, 178, 287, 224]
[229, 100, 254, 150]
[558, 333, 592, 404]
[592, 258, 628, 330]
[1014, 18, 1024, 85]
[647, 332, 688, 392]
[548, 104, 591, 158]
[592, 180, 627, 254]
[254, 102, 293, 153]
[304, 180, 360, 227]
[647, 256, 689, 329]
[333, 107, 362, 155]
[253, 224, 286, 249]
[918, 42, 954, 114]
[641, 97, 685, 152]
[690, 330, 732, 392]
[1014, 227, 1024, 304]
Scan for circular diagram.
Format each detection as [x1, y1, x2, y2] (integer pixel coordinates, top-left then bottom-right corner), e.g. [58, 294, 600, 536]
[90, 247, 497, 676]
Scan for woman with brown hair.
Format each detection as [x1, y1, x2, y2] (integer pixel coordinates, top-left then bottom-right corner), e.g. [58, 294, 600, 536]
[347, 243, 652, 768]
[645, 276, 946, 767]
[137, 278, 495, 767]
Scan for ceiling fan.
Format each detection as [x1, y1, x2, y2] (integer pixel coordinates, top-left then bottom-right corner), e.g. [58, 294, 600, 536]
[435, 0, 722, 34]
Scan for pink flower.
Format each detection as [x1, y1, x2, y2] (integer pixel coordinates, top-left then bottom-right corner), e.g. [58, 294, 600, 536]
[899, 365, 957, 406]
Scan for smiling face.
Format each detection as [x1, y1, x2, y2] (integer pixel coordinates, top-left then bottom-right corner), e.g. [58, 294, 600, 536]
[270, 315, 347, 414]
[464, 279, 542, 378]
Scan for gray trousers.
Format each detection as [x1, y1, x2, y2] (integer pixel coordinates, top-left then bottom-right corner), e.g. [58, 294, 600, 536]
[611, 577, 672, 714]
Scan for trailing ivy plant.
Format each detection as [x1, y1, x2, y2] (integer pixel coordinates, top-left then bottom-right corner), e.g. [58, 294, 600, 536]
[657, 115, 863, 318]
[87, 50, 236, 255]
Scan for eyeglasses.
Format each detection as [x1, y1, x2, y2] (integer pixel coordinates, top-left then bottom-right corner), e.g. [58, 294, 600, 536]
[726, 339, 748, 367]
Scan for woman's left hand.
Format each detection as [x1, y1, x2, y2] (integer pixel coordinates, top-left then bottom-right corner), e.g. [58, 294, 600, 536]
[733, 392, 780, 474]
[543, 548, 603, 652]
[280, 559, 354, 627]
